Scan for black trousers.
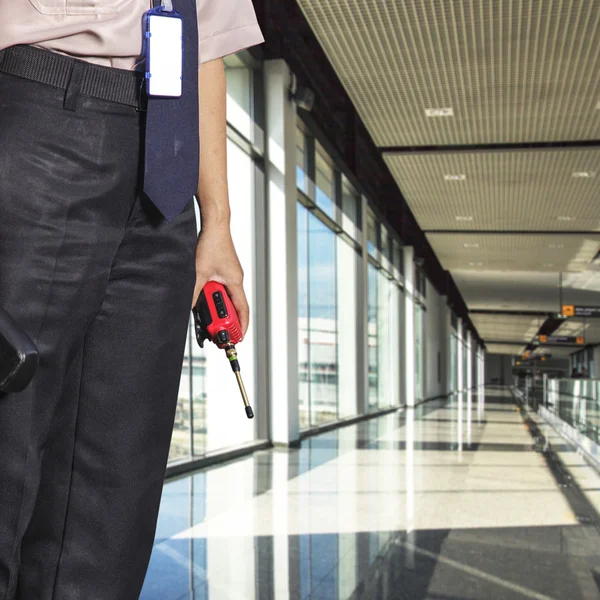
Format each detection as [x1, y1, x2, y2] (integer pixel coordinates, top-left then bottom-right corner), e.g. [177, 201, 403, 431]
[0, 70, 197, 599]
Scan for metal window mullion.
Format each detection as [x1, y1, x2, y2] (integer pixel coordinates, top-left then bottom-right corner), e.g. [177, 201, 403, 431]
[334, 231, 340, 420]
[305, 206, 313, 428]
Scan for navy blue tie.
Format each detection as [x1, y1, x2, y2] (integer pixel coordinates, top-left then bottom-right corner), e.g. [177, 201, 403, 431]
[143, 0, 199, 222]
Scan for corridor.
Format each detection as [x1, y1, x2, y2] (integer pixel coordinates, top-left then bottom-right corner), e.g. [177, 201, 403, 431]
[141, 389, 600, 600]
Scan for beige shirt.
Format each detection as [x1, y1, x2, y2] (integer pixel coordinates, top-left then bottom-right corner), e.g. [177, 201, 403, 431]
[0, 0, 264, 70]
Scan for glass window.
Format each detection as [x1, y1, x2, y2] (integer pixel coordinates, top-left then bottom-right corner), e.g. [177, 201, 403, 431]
[337, 237, 359, 418]
[298, 204, 346, 428]
[368, 260, 403, 411]
[463, 339, 469, 391]
[450, 333, 458, 394]
[315, 144, 335, 218]
[392, 240, 402, 280]
[415, 303, 425, 402]
[367, 210, 377, 258]
[191, 337, 207, 456]
[297, 126, 308, 194]
[170, 328, 192, 463]
[377, 269, 391, 408]
[308, 215, 338, 426]
[298, 204, 310, 429]
[204, 140, 257, 453]
[367, 264, 378, 410]
[389, 281, 402, 406]
[380, 227, 390, 264]
[225, 56, 252, 142]
[341, 177, 361, 239]
[169, 139, 258, 464]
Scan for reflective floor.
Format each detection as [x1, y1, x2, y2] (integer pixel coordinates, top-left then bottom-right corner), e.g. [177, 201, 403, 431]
[141, 388, 600, 600]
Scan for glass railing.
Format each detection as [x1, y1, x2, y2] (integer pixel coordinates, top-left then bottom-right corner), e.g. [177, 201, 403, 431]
[545, 378, 600, 445]
[514, 374, 544, 409]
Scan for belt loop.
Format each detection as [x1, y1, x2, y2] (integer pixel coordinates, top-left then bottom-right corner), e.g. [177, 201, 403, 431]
[64, 60, 85, 112]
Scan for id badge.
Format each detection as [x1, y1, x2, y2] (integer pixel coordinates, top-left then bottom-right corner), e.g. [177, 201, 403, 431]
[143, 7, 183, 97]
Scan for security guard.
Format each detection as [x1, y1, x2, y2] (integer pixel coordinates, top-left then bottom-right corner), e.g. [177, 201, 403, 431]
[0, 1, 263, 598]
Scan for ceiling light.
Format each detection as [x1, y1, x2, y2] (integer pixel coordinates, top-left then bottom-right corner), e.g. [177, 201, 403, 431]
[572, 171, 595, 178]
[557, 216, 576, 221]
[548, 244, 564, 249]
[455, 215, 474, 221]
[425, 107, 454, 118]
[543, 263, 554, 267]
[463, 243, 479, 248]
[444, 174, 466, 181]
[469, 262, 483, 267]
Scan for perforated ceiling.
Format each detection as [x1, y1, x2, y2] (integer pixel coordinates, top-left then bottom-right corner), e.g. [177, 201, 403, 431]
[296, 0, 600, 146]
[486, 344, 526, 356]
[385, 149, 600, 231]
[470, 313, 542, 343]
[426, 233, 600, 272]
[296, 0, 600, 352]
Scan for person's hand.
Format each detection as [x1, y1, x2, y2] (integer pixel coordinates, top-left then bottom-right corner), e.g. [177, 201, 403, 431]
[191, 226, 250, 338]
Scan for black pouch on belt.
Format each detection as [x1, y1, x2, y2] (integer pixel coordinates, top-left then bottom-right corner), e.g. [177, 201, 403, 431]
[0, 305, 38, 394]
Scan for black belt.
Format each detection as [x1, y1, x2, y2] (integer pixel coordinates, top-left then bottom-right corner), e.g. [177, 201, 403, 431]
[0, 45, 145, 110]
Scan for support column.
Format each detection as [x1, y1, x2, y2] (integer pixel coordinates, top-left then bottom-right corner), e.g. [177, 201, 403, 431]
[442, 303, 452, 396]
[466, 331, 473, 392]
[456, 320, 464, 451]
[480, 348, 486, 388]
[265, 60, 299, 445]
[404, 247, 415, 407]
[357, 195, 370, 415]
[457, 320, 464, 392]
[466, 330, 473, 445]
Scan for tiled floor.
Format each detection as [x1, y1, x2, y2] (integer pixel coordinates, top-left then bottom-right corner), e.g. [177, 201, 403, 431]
[140, 388, 600, 600]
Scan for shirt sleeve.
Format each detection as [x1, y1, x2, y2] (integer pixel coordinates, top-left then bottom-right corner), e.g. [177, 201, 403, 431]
[196, 0, 264, 64]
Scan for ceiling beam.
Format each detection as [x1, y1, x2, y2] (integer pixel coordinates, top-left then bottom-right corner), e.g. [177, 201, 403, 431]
[486, 339, 577, 349]
[380, 140, 600, 154]
[424, 230, 600, 235]
[470, 309, 551, 317]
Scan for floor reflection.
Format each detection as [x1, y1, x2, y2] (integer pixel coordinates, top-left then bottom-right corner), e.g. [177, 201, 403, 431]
[141, 388, 600, 600]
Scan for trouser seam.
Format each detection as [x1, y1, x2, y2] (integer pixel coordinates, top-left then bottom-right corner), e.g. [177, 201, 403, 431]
[49, 334, 87, 600]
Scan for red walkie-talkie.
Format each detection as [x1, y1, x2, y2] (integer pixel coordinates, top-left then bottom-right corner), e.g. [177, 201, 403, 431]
[192, 281, 254, 419]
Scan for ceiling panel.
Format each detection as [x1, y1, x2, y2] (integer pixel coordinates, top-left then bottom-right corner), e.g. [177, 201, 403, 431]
[454, 270, 600, 312]
[555, 318, 600, 345]
[297, 0, 600, 146]
[470, 313, 542, 343]
[427, 233, 600, 272]
[486, 344, 525, 356]
[385, 149, 600, 231]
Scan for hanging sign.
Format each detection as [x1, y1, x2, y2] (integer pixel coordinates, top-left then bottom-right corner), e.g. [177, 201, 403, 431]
[562, 305, 600, 318]
[538, 334, 585, 345]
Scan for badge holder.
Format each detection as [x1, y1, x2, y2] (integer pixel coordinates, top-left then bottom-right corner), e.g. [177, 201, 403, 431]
[143, 1, 183, 98]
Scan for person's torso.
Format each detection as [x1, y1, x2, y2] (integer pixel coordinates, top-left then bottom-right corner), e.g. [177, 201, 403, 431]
[1, 0, 157, 69]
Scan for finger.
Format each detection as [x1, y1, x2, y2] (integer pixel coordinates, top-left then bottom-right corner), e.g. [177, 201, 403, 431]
[227, 283, 250, 337]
